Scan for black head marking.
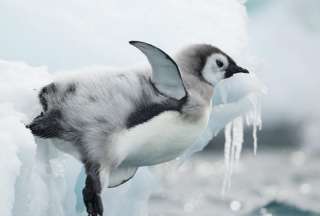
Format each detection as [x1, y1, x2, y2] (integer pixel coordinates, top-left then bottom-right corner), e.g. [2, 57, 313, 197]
[216, 59, 224, 68]
[224, 56, 249, 78]
[183, 44, 249, 81]
[186, 44, 224, 76]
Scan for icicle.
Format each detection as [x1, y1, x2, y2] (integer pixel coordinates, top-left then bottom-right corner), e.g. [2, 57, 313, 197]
[245, 114, 251, 126]
[222, 122, 232, 196]
[248, 95, 262, 155]
[252, 124, 258, 155]
[233, 117, 244, 163]
[222, 94, 263, 195]
[222, 117, 244, 196]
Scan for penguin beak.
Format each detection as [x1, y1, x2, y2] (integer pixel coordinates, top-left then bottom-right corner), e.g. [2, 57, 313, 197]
[225, 65, 249, 78]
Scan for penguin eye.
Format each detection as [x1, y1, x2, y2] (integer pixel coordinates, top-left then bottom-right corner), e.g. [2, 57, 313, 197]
[216, 59, 224, 68]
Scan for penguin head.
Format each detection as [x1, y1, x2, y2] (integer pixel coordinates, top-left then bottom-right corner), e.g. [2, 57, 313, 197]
[177, 44, 249, 86]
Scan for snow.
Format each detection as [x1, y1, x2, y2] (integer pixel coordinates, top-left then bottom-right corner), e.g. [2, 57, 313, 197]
[0, 106, 22, 216]
[0, 0, 266, 215]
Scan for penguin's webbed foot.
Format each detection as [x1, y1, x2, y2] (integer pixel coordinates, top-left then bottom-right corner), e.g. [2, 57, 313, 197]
[82, 173, 103, 216]
[83, 187, 103, 216]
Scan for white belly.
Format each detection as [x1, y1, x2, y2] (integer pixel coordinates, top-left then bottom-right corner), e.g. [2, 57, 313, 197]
[112, 107, 211, 167]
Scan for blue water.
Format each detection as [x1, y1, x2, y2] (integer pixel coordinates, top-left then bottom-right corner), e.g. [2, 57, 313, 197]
[248, 201, 320, 216]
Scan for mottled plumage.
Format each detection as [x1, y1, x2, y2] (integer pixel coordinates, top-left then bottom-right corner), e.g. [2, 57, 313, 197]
[27, 41, 248, 216]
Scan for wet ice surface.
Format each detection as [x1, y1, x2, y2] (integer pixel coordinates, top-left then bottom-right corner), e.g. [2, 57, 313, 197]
[148, 150, 320, 216]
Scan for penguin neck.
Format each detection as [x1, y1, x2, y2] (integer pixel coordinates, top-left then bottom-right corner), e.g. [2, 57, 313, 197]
[182, 71, 213, 106]
[176, 72, 212, 122]
[173, 55, 214, 120]
[174, 55, 214, 104]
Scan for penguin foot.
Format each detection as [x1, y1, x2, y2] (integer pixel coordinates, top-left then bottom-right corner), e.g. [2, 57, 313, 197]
[83, 187, 103, 216]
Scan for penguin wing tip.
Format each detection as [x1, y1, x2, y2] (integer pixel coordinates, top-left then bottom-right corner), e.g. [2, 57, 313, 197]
[129, 40, 139, 45]
[129, 41, 151, 48]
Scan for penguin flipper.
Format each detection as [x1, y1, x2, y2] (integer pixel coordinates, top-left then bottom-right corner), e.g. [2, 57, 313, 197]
[129, 41, 187, 100]
[108, 166, 138, 188]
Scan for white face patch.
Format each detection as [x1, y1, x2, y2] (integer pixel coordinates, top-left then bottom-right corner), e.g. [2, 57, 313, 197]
[201, 53, 229, 86]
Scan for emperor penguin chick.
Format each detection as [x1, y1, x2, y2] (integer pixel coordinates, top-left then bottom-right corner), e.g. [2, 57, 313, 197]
[27, 41, 249, 216]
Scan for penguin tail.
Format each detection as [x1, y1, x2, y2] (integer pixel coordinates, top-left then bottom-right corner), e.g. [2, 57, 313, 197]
[26, 110, 63, 138]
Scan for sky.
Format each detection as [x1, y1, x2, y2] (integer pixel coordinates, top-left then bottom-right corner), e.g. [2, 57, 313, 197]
[247, 0, 320, 122]
[0, 0, 247, 70]
[0, 0, 319, 124]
